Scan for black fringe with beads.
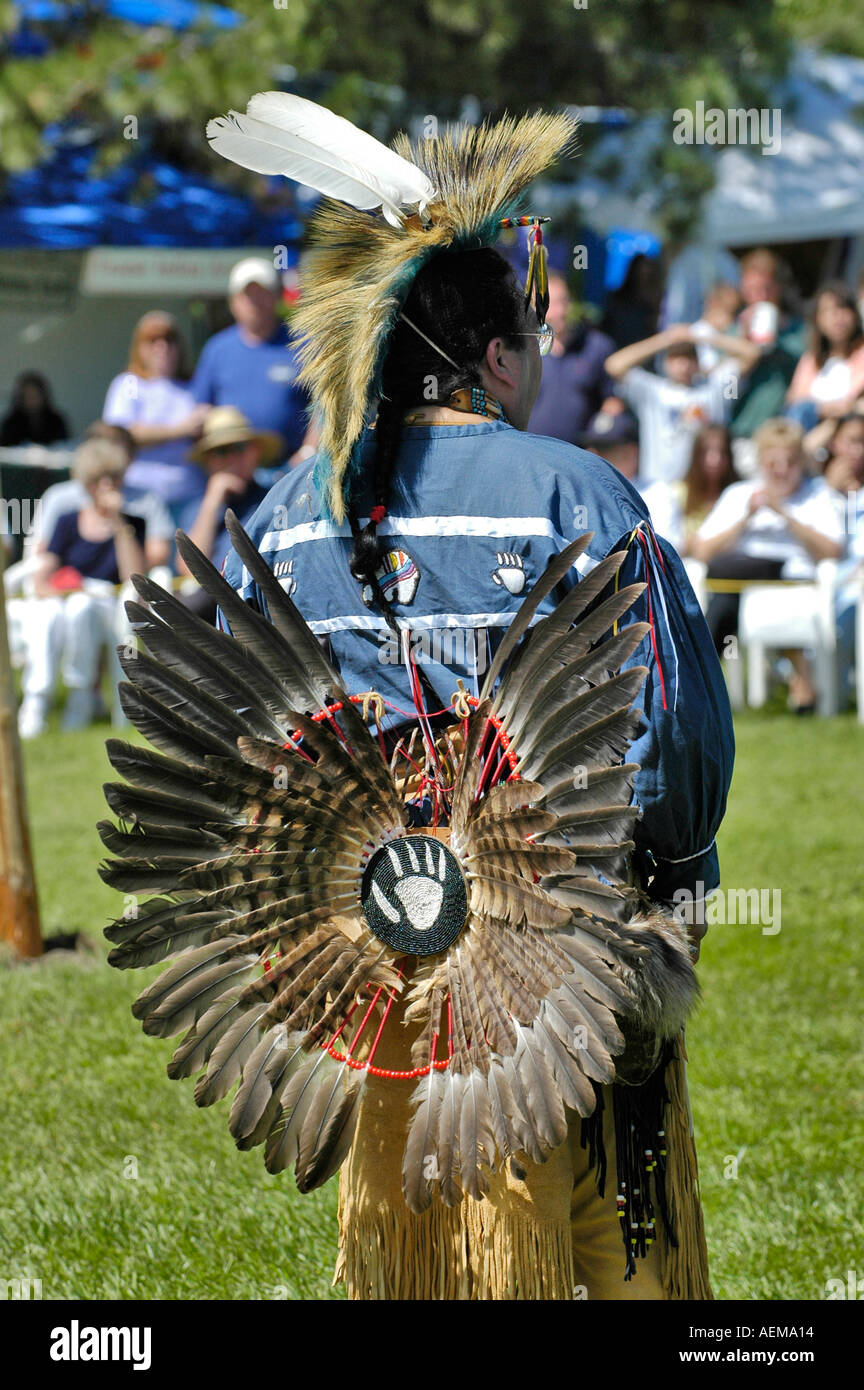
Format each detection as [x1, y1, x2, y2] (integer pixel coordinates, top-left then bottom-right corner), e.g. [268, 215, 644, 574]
[580, 1039, 677, 1279]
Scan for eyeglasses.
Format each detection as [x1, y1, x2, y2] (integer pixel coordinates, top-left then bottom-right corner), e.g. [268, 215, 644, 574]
[143, 331, 177, 344]
[516, 323, 555, 356]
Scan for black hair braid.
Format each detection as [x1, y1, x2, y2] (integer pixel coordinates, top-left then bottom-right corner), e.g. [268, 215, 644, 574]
[348, 394, 403, 593]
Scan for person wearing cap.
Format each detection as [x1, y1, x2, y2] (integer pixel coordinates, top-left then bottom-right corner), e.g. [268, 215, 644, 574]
[190, 258, 316, 468]
[605, 321, 760, 485]
[177, 407, 280, 618]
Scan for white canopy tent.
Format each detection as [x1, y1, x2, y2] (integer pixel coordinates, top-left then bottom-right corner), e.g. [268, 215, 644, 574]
[566, 48, 864, 319]
[705, 48, 864, 249]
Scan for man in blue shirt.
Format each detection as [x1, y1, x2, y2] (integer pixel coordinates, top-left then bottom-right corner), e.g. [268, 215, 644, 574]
[224, 385, 733, 920]
[204, 98, 730, 1300]
[528, 271, 619, 444]
[192, 258, 315, 466]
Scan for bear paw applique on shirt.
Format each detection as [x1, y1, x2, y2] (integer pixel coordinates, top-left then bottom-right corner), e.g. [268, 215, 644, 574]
[490, 551, 526, 595]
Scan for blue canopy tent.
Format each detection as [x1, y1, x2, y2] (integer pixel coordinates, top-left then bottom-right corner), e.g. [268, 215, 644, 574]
[0, 129, 308, 248]
[2, 0, 287, 247]
[0, 131, 304, 248]
[603, 228, 663, 292]
[100, 0, 242, 29]
[9, 0, 243, 48]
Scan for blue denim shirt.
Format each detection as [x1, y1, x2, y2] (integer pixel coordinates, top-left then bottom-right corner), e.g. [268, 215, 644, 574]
[222, 420, 734, 903]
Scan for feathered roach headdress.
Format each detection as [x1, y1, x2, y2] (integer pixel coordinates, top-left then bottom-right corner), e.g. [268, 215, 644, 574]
[207, 94, 577, 521]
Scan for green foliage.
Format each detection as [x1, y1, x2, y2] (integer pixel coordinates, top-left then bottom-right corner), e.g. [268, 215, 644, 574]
[2, 1, 860, 236]
[0, 709, 861, 1298]
[778, 0, 864, 59]
[0, 0, 804, 238]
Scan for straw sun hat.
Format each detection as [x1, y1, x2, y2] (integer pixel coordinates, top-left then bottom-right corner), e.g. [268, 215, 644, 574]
[189, 406, 283, 465]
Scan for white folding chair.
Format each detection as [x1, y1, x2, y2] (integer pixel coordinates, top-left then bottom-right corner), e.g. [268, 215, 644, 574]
[687, 559, 746, 709]
[3, 552, 43, 669]
[682, 557, 707, 612]
[739, 563, 840, 716]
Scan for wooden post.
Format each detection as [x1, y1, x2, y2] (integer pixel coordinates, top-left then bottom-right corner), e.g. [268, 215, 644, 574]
[0, 542, 42, 956]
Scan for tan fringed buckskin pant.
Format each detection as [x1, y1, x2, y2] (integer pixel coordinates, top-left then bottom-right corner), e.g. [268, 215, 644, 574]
[335, 994, 712, 1301]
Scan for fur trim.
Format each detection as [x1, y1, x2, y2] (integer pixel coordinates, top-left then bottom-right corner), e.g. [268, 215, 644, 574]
[614, 910, 700, 1041]
[293, 111, 578, 521]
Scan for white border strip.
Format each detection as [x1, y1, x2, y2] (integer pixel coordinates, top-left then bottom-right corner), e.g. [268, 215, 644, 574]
[301, 610, 546, 636]
[239, 525, 600, 593]
[257, 514, 575, 553]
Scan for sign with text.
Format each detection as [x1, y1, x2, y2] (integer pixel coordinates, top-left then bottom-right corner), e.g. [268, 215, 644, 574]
[80, 247, 276, 297]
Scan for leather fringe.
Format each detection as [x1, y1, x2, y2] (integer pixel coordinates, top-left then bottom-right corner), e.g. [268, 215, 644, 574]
[335, 1189, 471, 1300]
[659, 1034, 713, 1300]
[336, 1189, 574, 1301]
[464, 1198, 575, 1301]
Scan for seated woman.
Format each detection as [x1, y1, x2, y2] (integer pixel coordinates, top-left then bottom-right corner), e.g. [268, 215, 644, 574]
[32, 422, 172, 571]
[17, 438, 146, 737]
[176, 406, 281, 622]
[675, 424, 738, 558]
[691, 418, 845, 710]
[785, 283, 864, 432]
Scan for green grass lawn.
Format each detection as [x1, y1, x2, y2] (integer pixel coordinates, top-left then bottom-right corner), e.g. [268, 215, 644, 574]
[2, 711, 862, 1300]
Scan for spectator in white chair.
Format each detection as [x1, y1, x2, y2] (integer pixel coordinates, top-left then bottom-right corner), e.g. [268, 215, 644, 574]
[17, 438, 146, 738]
[33, 422, 172, 570]
[24, 423, 171, 726]
[692, 418, 845, 710]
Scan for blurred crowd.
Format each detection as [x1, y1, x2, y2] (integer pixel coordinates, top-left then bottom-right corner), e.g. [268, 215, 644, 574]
[532, 250, 863, 714]
[3, 246, 863, 735]
[4, 257, 317, 737]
